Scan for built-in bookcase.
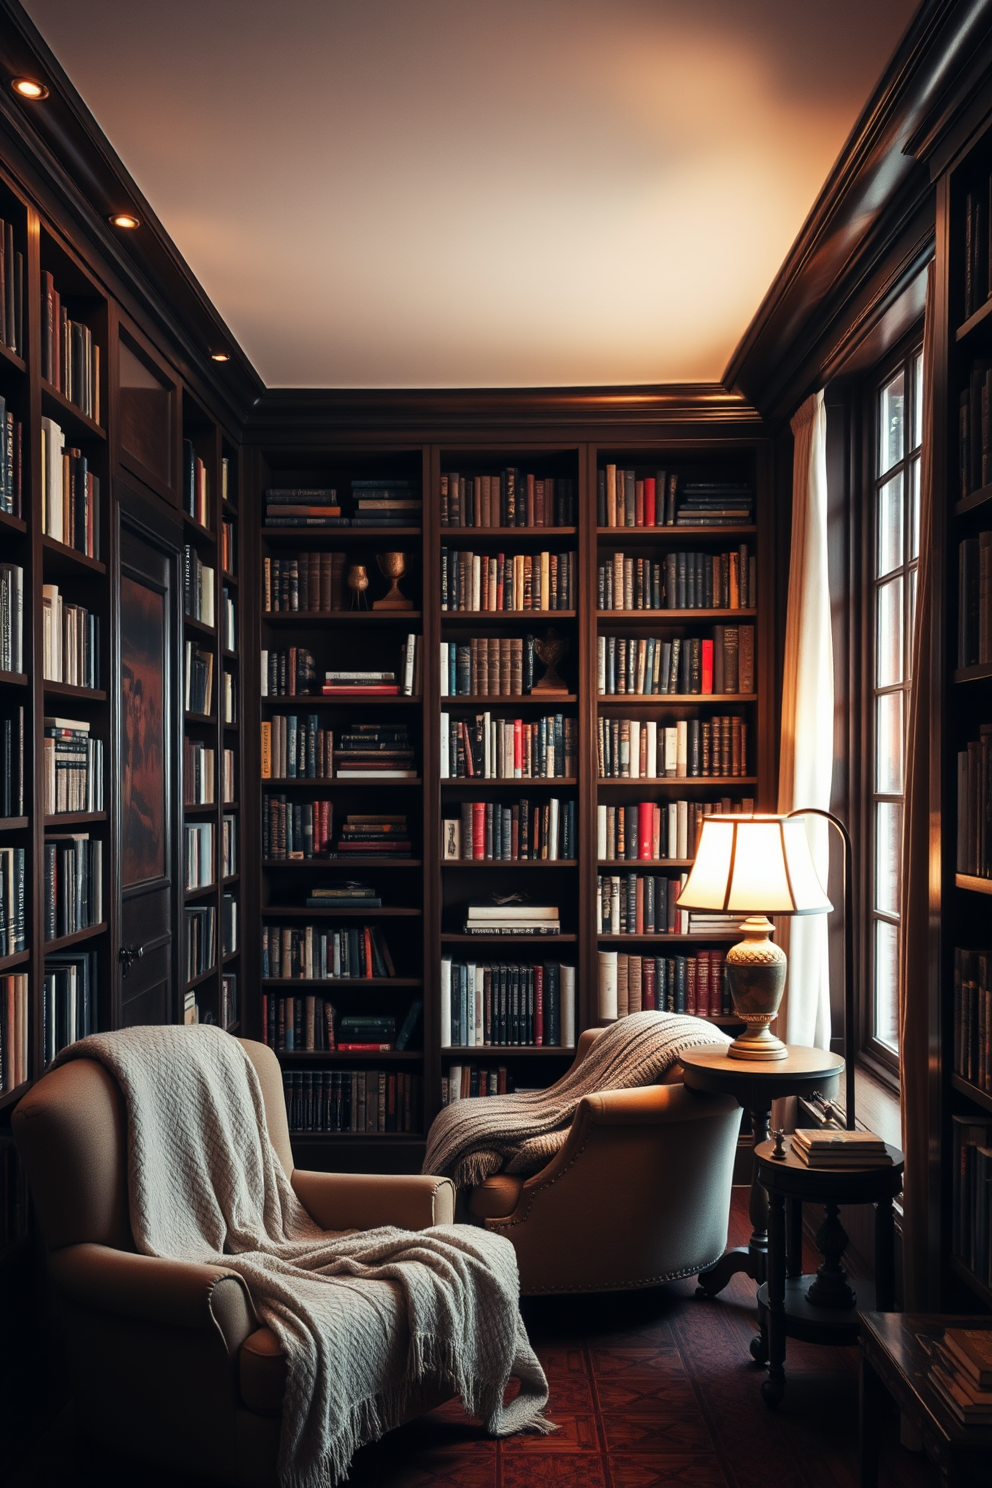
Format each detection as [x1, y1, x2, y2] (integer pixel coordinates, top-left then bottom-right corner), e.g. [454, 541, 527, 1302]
[242, 433, 773, 1169]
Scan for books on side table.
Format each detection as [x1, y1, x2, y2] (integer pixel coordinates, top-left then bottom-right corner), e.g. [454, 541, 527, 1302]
[791, 1129, 892, 1167]
[930, 1327, 992, 1425]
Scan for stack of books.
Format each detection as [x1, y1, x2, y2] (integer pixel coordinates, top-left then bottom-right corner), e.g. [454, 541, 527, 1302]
[306, 883, 382, 909]
[675, 483, 753, 527]
[323, 669, 399, 697]
[350, 478, 421, 526]
[264, 488, 346, 527]
[338, 1014, 395, 1051]
[336, 814, 411, 858]
[464, 901, 561, 935]
[791, 1129, 892, 1167]
[334, 724, 416, 779]
[931, 1327, 992, 1425]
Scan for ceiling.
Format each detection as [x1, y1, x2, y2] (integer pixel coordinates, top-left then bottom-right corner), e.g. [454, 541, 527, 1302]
[23, 0, 921, 390]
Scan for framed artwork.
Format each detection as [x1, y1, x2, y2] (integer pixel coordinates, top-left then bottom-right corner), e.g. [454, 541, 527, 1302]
[120, 572, 167, 886]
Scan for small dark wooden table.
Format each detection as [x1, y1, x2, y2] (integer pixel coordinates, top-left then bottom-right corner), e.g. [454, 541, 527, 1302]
[679, 1044, 845, 1306]
[860, 1313, 992, 1488]
[754, 1135, 903, 1406]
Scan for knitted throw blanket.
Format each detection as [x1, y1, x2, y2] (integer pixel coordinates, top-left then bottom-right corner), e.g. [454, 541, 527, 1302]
[424, 1011, 730, 1189]
[56, 1026, 552, 1488]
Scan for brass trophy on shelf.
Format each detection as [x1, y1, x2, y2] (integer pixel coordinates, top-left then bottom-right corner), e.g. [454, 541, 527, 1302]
[532, 628, 570, 696]
[346, 563, 370, 609]
[373, 551, 413, 610]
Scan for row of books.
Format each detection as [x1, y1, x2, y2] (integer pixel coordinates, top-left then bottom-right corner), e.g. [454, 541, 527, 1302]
[596, 470, 753, 528]
[597, 716, 748, 779]
[0, 846, 25, 955]
[262, 802, 413, 860]
[261, 647, 316, 697]
[282, 1069, 421, 1134]
[221, 519, 236, 576]
[185, 905, 215, 983]
[183, 547, 215, 627]
[182, 440, 210, 528]
[185, 641, 214, 716]
[597, 549, 756, 611]
[185, 739, 217, 805]
[334, 724, 416, 779]
[0, 219, 24, 358]
[264, 998, 422, 1052]
[44, 833, 102, 939]
[222, 671, 237, 726]
[953, 946, 992, 1092]
[265, 481, 421, 529]
[323, 641, 421, 697]
[959, 359, 992, 500]
[597, 873, 692, 935]
[0, 564, 24, 672]
[598, 950, 730, 1019]
[441, 637, 549, 698]
[963, 178, 992, 321]
[440, 959, 576, 1048]
[41, 272, 100, 422]
[184, 822, 214, 890]
[439, 470, 575, 528]
[1, 707, 24, 816]
[43, 717, 103, 814]
[261, 716, 335, 781]
[0, 396, 23, 517]
[597, 630, 755, 696]
[222, 891, 237, 955]
[221, 816, 237, 880]
[219, 972, 239, 1031]
[442, 798, 576, 862]
[440, 549, 576, 611]
[442, 1065, 515, 1104]
[263, 552, 347, 611]
[440, 712, 577, 780]
[956, 726, 992, 876]
[261, 922, 396, 980]
[41, 586, 100, 689]
[952, 1113, 992, 1289]
[0, 973, 27, 1092]
[958, 533, 992, 665]
[40, 419, 100, 557]
[42, 950, 94, 1065]
[596, 799, 754, 862]
[221, 588, 235, 651]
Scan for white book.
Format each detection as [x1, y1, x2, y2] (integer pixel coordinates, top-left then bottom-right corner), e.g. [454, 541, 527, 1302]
[403, 634, 416, 695]
[440, 957, 452, 1047]
[548, 796, 560, 860]
[677, 800, 689, 860]
[442, 819, 461, 859]
[598, 950, 618, 1020]
[448, 1064, 463, 1103]
[629, 720, 640, 779]
[439, 712, 449, 778]
[440, 641, 449, 696]
[467, 904, 559, 921]
[597, 804, 607, 859]
[597, 636, 605, 694]
[677, 720, 688, 778]
[472, 554, 482, 611]
[474, 965, 484, 1046]
[664, 726, 678, 778]
[260, 650, 269, 696]
[645, 720, 658, 778]
[483, 711, 492, 778]
[41, 417, 65, 542]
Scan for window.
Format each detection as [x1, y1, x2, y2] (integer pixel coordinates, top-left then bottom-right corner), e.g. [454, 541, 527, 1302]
[865, 345, 923, 1069]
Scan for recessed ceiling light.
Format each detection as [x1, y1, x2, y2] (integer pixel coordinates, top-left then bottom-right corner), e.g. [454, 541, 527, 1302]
[210, 351, 230, 362]
[109, 212, 140, 230]
[11, 77, 49, 100]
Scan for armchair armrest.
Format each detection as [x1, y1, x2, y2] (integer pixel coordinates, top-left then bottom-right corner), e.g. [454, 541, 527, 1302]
[48, 1242, 256, 1354]
[291, 1170, 455, 1231]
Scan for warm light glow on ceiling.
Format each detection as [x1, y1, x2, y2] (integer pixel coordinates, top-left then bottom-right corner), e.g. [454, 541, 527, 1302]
[109, 212, 140, 229]
[210, 351, 230, 362]
[11, 77, 49, 99]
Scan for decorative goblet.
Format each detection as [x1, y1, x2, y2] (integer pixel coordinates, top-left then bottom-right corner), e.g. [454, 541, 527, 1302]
[347, 563, 370, 610]
[373, 552, 413, 610]
[532, 628, 570, 695]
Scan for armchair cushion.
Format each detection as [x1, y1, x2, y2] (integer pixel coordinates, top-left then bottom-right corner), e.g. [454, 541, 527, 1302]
[469, 1175, 523, 1221]
[292, 1170, 455, 1232]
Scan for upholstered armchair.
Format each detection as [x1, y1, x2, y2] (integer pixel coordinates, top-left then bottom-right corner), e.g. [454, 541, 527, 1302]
[468, 1027, 742, 1295]
[12, 1038, 455, 1488]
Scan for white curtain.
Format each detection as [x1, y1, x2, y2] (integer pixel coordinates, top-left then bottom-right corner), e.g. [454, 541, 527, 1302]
[776, 390, 834, 1050]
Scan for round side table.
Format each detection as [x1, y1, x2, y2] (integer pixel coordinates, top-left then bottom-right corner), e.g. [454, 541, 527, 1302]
[755, 1135, 904, 1408]
[679, 1044, 845, 1308]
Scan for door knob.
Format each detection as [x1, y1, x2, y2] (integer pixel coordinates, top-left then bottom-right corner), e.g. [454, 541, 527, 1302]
[119, 943, 146, 977]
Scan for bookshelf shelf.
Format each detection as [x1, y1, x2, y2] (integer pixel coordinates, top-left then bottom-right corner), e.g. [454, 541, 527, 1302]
[262, 526, 422, 540]
[598, 777, 758, 789]
[263, 858, 423, 869]
[955, 873, 992, 895]
[596, 609, 757, 622]
[264, 611, 422, 626]
[441, 527, 577, 539]
[949, 1255, 992, 1308]
[0, 672, 28, 688]
[0, 339, 25, 375]
[44, 922, 108, 953]
[953, 661, 992, 683]
[288, 1132, 425, 1144]
[443, 694, 577, 707]
[598, 858, 694, 869]
[596, 526, 757, 540]
[184, 965, 218, 993]
[441, 611, 576, 623]
[184, 712, 217, 726]
[0, 950, 30, 973]
[955, 481, 992, 515]
[955, 294, 992, 342]
[441, 858, 578, 868]
[262, 977, 422, 989]
[183, 801, 218, 815]
[265, 776, 422, 788]
[40, 536, 106, 576]
[265, 906, 422, 918]
[440, 777, 577, 789]
[40, 380, 106, 440]
[444, 1045, 574, 1057]
[441, 933, 578, 945]
[278, 1050, 422, 1063]
[950, 1073, 992, 1114]
[596, 932, 740, 944]
[43, 811, 107, 826]
[43, 682, 107, 701]
[0, 510, 27, 536]
[0, 818, 28, 832]
[183, 615, 216, 638]
[597, 693, 758, 705]
[265, 694, 421, 707]
[184, 884, 217, 902]
[183, 514, 216, 544]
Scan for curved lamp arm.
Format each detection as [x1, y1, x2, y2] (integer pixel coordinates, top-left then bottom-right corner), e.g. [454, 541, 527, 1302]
[786, 807, 856, 1131]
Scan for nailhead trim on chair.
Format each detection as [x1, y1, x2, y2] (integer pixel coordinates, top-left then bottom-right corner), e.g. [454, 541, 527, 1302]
[483, 1127, 595, 1228]
[517, 1250, 728, 1296]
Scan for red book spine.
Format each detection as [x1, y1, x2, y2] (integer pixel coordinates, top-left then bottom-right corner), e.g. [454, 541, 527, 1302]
[643, 958, 656, 1010]
[701, 640, 714, 695]
[638, 801, 653, 860]
[644, 476, 656, 527]
[363, 925, 374, 977]
[514, 718, 522, 775]
[472, 801, 486, 859]
[697, 953, 710, 1020]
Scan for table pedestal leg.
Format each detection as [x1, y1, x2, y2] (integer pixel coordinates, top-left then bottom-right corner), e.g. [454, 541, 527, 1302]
[697, 1100, 771, 1301]
[761, 1190, 787, 1407]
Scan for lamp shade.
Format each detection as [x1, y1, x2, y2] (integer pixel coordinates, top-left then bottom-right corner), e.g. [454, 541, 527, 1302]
[675, 814, 832, 916]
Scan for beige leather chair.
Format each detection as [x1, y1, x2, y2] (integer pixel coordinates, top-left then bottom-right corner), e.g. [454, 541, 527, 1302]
[12, 1038, 455, 1488]
[468, 1027, 742, 1295]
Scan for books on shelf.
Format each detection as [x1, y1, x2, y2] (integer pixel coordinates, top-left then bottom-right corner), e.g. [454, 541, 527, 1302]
[598, 949, 730, 1019]
[223, 748, 235, 803]
[952, 1113, 992, 1286]
[222, 892, 238, 956]
[42, 950, 94, 1063]
[184, 822, 214, 890]
[441, 636, 546, 697]
[443, 1063, 515, 1104]
[334, 723, 416, 779]
[282, 1068, 421, 1134]
[0, 394, 23, 518]
[1, 706, 25, 816]
[0, 218, 25, 358]
[464, 901, 561, 935]
[306, 884, 382, 909]
[265, 990, 337, 1049]
[597, 630, 754, 694]
[440, 468, 574, 528]
[597, 716, 748, 779]
[596, 469, 752, 528]
[0, 973, 28, 1092]
[336, 814, 411, 859]
[41, 585, 100, 688]
[41, 419, 99, 556]
[221, 519, 236, 575]
[43, 716, 103, 814]
[264, 488, 344, 527]
[963, 181, 992, 321]
[597, 548, 754, 610]
[185, 641, 214, 715]
[264, 552, 346, 609]
[0, 563, 24, 672]
[441, 549, 575, 611]
[183, 546, 215, 626]
[44, 832, 102, 939]
[220, 972, 238, 1031]
[958, 360, 992, 499]
[185, 904, 216, 982]
[40, 271, 100, 421]
[261, 921, 396, 979]
[184, 738, 215, 804]
[221, 587, 236, 650]
[222, 814, 237, 878]
[262, 715, 334, 780]
[222, 671, 236, 725]
[0, 845, 26, 954]
[675, 482, 753, 527]
[441, 958, 575, 1047]
[957, 726, 992, 875]
[954, 947, 992, 1092]
[182, 440, 210, 528]
[596, 798, 754, 862]
[442, 797, 575, 862]
[350, 477, 422, 526]
[441, 712, 576, 780]
[261, 647, 316, 697]
[597, 874, 689, 934]
[791, 1129, 891, 1167]
[263, 796, 336, 859]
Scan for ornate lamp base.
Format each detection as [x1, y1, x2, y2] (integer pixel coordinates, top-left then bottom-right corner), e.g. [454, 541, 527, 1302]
[726, 916, 788, 1061]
